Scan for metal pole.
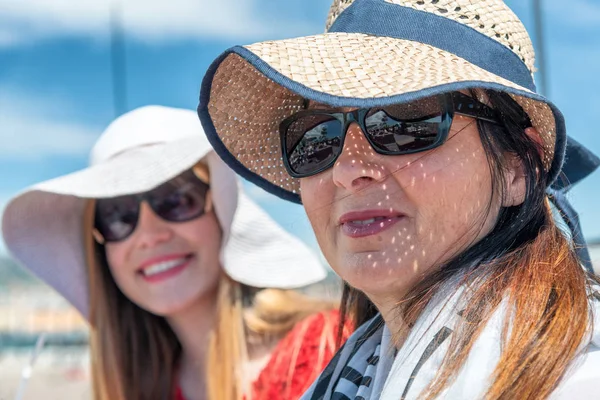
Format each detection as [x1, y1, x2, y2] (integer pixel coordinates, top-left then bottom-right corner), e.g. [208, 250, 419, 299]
[110, 0, 127, 117]
[13, 333, 47, 400]
[532, 0, 549, 96]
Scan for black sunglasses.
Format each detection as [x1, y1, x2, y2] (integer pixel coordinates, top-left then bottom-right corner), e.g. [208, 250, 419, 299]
[94, 169, 211, 243]
[279, 92, 499, 178]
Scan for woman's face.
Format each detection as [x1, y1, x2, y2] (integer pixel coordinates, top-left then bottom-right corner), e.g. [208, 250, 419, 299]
[300, 112, 507, 306]
[103, 176, 222, 317]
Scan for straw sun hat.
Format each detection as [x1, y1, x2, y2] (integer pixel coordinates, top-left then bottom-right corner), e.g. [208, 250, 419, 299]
[1, 106, 326, 319]
[198, 0, 567, 204]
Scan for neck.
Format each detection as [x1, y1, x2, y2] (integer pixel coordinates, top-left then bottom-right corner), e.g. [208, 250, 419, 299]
[368, 293, 409, 348]
[166, 288, 218, 370]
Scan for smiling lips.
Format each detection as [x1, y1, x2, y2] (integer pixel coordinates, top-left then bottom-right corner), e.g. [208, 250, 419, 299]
[138, 254, 194, 283]
[339, 210, 405, 238]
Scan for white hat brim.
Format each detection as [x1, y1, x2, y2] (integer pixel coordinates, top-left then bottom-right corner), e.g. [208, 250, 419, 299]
[3, 135, 326, 319]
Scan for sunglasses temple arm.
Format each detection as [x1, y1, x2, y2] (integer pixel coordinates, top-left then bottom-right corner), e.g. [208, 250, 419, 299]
[92, 228, 106, 245]
[205, 191, 213, 213]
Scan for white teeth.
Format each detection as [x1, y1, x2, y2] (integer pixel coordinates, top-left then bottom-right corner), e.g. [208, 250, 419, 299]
[143, 258, 187, 276]
[351, 218, 378, 225]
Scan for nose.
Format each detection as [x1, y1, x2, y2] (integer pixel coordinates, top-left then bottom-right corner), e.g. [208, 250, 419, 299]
[133, 202, 173, 248]
[332, 122, 388, 192]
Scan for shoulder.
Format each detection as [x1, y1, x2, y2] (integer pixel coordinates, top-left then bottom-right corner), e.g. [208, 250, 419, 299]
[275, 309, 353, 359]
[294, 309, 350, 340]
[251, 309, 353, 400]
[267, 309, 352, 370]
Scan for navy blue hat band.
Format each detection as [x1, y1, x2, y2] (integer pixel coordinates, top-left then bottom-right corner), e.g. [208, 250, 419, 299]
[329, 0, 536, 92]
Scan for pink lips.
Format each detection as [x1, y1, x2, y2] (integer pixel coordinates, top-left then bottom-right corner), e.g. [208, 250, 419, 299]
[339, 210, 405, 238]
[137, 253, 194, 283]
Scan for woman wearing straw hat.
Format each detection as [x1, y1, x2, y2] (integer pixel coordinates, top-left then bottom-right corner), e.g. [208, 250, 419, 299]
[198, 0, 600, 398]
[1, 105, 349, 400]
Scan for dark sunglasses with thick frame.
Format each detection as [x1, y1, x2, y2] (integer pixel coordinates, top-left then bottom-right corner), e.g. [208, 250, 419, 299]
[93, 169, 211, 244]
[279, 91, 502, 178]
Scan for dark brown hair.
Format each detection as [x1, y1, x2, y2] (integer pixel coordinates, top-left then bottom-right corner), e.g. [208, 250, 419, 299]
[338, 89, 597, 399]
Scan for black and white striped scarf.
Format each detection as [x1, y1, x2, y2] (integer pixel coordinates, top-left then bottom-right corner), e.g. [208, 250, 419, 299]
[301, 315, 394, 400]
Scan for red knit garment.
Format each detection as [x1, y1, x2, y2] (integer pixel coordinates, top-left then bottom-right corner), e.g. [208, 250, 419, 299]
[174, 310, 352, 400]
[174, 386, 185, 400]
[251, 310, 352, 400]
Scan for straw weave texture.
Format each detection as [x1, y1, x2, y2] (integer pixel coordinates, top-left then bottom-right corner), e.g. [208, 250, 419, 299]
[208, 46, 555, 195]
[205, 0, 557, 197]
[325, 0, 535, 74]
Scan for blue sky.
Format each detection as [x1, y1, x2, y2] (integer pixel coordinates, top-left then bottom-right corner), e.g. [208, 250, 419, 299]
[0, 0, 599, 256]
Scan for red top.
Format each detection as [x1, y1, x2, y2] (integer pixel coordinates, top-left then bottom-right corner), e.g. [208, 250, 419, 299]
[251, 309, 352, 400]
[175, 310, 352, 400]
[174, 386, 185, 400]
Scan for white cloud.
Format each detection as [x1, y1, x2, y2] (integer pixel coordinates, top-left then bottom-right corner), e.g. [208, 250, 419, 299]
[0, 0, 319, 47]
[0, 88, 100, 159]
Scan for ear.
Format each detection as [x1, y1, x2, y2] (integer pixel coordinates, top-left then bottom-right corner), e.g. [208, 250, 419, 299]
[524, 126, 544, 157]
[503, 154, 526, 207]
[502, 127, 541, 207]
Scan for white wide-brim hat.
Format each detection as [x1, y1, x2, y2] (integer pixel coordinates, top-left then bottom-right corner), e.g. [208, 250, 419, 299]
[2, 105, 326, 319]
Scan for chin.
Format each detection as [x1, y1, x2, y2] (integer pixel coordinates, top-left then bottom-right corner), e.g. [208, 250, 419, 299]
[142, 292, 205, 317]
[336, 253, 417, 294]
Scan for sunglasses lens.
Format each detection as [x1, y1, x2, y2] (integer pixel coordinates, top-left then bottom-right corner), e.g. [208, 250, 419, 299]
[285, 114, 343, 176]
[150, 176, 209, 222]
[365, 96, 444, 153]
[94, 172, 210, 243]
[95, 196, 139, 242]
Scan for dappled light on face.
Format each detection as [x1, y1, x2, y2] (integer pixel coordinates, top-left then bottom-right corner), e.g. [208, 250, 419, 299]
[300, 113, 498, 306]
[356, 131, 485, 277]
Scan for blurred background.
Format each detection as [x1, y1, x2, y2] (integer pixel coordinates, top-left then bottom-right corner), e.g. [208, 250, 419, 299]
[0, 0, 599, 398]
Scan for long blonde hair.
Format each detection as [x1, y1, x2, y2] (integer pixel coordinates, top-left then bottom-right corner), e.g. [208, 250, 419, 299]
[207, 278, 336, 400]
[84, 198, 336, 400]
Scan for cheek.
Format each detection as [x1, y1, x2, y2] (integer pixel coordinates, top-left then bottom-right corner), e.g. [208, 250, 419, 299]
[181, 213, 223, 270]
[398, 135, 494, 248]
[104, 243, 129, 281]
[300, 176, 334, 247]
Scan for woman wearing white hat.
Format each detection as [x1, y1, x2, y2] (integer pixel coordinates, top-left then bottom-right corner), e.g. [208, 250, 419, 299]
[2, 106, 345, 400]
[199, 0, 600, 398]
